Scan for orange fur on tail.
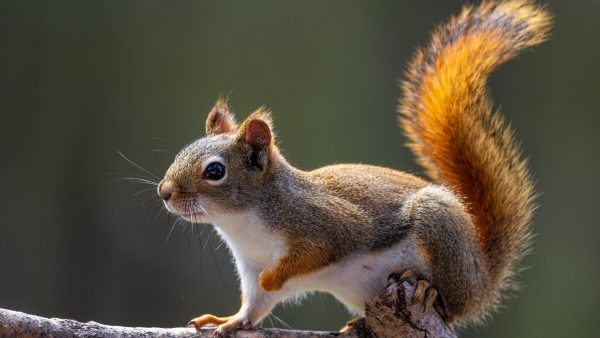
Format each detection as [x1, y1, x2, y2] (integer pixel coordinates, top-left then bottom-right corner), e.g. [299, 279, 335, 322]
[399, 0, 551, 298]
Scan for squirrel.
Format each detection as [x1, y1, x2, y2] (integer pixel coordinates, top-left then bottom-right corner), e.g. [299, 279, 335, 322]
[157, 0, 551, 336]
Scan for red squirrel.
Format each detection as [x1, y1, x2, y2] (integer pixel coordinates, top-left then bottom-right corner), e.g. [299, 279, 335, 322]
[157, 1, 551, 335]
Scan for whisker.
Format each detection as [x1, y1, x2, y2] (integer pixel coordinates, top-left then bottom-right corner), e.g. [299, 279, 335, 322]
[165, 216, 181, 244]
[270, 313, 293, 330]
[189, 204, 200, 248]
[141, 194, 160, 207]
[206, 235, 232, 298]
[195, 222, 206, 276]
[187, 203, 206, 275]
[116, 148, 161, 180]
[180, 222, 188, 235]
[197, 226, 208, 240]
[109, 177, 159, 186]
[134, 187, 158, 196]
[198, 204, 211, 218]
[320, 292, 325, 312]
[190, 222, 195, 247]
[202, 231, 212, 250]
[185, 202, 196, 249]
[105, 171, 158, 181]
[265, 314, 275, 328]
[154, 204, 167, 222]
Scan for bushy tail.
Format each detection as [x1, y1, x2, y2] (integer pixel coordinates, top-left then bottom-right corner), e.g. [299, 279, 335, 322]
[399, 0, 550, 307]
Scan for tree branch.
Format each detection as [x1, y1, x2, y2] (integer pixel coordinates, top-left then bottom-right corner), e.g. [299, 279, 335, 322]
[0, 280, 455, 338]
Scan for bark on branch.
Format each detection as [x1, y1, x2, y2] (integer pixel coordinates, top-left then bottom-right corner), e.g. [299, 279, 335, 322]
[0, 280, 455, 338]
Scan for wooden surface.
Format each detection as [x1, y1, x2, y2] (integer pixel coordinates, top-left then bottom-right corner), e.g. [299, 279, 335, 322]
[0, 280, 456, 338]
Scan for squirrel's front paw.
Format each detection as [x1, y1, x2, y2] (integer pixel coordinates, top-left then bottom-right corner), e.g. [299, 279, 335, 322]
[187, 314, 251, 337]
[214, 317, 252, 337]
[388, 270, 448, 321]
[187, 314, 231, 330]
[259, 268, 284, 291]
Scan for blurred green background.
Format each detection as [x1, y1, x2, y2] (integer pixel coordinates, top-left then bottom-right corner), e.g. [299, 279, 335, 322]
[1, 1, 598, 337]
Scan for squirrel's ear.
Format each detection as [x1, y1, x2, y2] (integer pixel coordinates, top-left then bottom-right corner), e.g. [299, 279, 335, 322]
[205, 97, 238, 134]
[237, 107, 273, 150]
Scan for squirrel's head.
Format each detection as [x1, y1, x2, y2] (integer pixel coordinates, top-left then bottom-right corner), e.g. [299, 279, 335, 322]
[157, 98, 277, 223]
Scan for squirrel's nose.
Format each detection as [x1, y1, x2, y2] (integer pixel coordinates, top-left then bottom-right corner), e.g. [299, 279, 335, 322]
[157, 179, 174, 201]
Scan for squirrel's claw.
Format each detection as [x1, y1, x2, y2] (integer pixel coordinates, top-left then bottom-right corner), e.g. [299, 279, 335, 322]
[388, 269, 448, 321]
[187, 314, 233, 331]
[388, 269, 418, 285]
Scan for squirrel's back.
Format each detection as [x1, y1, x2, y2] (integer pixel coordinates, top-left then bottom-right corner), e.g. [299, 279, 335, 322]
[399, 0, 550, 322]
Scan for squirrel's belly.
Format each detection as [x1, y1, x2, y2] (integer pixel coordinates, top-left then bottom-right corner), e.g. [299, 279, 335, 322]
[287, 234, 425, 314]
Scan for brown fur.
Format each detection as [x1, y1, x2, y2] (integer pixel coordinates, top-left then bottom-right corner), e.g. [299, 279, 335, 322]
[160, 0, 550, 333]
[399, 0, 550, 323]
[259, 240, 334, 291]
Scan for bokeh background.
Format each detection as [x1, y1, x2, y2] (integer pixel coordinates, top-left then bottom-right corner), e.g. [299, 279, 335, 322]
[1, 1, 598, 337]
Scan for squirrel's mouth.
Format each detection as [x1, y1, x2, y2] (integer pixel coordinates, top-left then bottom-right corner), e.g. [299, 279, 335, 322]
[162, 202, 206, 222]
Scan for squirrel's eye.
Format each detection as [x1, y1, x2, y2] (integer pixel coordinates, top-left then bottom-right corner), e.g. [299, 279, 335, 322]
[204, 162, 226, 181]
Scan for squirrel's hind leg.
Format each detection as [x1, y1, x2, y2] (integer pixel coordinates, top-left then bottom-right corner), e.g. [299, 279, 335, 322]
[401, 185, 491, 324]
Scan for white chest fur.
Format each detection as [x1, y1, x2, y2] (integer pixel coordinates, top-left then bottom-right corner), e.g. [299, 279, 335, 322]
[206, 211, 285, 273]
